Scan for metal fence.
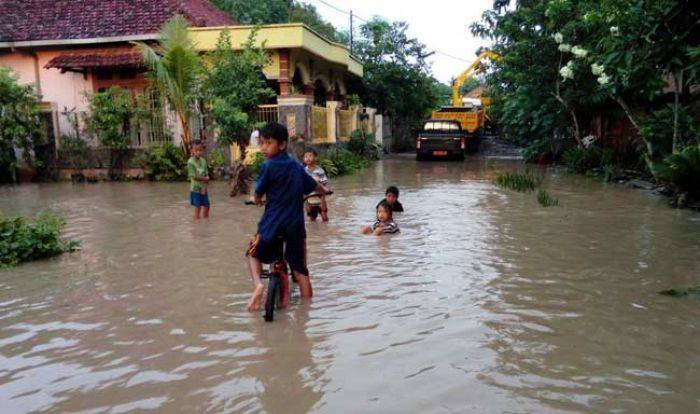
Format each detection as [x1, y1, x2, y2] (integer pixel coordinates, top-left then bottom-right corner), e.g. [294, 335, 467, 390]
[311, 105, 330, 143]
[256, 104, 279, 124]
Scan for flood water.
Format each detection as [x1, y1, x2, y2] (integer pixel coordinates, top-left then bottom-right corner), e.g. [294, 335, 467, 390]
[1, 156, 699, 413]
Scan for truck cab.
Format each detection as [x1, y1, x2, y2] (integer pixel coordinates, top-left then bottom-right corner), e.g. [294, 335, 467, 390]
[416, 120, 466, 161]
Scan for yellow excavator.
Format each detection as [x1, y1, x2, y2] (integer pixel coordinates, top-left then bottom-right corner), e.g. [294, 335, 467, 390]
[431, 50, 500, 151]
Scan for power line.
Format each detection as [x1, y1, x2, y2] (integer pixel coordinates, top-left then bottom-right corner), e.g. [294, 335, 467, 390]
[302, 0, 473, 64]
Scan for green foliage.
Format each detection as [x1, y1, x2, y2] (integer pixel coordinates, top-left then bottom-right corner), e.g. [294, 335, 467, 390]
[471, 0, 698, 171]
[210, 0, 288, 24]
[83, 87, 145, 149]
[658, 285, 700, 297]
[346, 94, 361, 107]
[523, 138, 556, 163]
[135, 15, 202, 154]
[321, 148, 368, 177]
[640, 105, 698, 165]
[318, 157, 338, 176]
[0, 211, 79, 269]
[347, 129, 380, 159]
[655, 145, 700, 200]
[537, 189, 559, 207]
[136, 142, 188, 181]
[203, 29, 275, 152]
[211, 0, 346, 43]
[208, 148, 227, 169]
[57, 135, 90, 168]
[251, 151, 265, 178]
[355, 18, 443, 148]
[0, 67, 44, 182]
[494, 171, 539, 192]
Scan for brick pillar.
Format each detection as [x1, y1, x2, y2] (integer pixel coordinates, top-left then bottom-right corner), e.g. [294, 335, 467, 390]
[326, 101, 340, 144]
[278, 49, 291, 96]
[278, 95, 313, 159]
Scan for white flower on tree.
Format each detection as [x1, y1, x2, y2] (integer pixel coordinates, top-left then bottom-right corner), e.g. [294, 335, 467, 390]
[597, 73, 611, 86]
[553, 32, 564, 44]
[558, 43, 572, 52]
[571, 46, 588, 58]
[610, 26, 620, 36]
[591, 63, 605, 75]
[560, 63, 575, 81]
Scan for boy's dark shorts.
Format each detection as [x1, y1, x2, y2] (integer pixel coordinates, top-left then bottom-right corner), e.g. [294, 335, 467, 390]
[246, 233, 309, 277]
[190, 191, 210, 207]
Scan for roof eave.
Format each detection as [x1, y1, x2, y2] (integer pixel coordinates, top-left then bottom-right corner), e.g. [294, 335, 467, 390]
[0, 33, 160, 49]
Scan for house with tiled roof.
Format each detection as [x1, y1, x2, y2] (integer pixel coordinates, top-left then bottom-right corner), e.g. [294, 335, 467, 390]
[0, 0, 364, 154]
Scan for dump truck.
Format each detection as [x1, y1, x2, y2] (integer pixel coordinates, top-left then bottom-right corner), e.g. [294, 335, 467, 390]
[431, 50, 500, 153]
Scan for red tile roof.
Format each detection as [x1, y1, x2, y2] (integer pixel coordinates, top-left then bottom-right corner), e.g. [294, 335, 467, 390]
[0, 0, 235, 43]
[45, 50, 145, 70]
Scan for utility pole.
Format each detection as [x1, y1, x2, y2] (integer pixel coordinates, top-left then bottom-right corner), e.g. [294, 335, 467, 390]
[349, 10, 354, 53]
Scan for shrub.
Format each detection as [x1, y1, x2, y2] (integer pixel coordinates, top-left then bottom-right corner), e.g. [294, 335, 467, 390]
[136, 142, 188, 181]
[324, 148, 367, 176]
[347, 129, 380, 159]
[57, 135, 90, 168]
[0, 211, 79, 269]
[562, 146, 606, 173]
[494, 171, 539, 192]
[523, 138, 553, 163]
[537, 189, 559, 207]
[251, 151, 265, 178]
[655, 145, 700, 200]
[208, 148, 227, 169]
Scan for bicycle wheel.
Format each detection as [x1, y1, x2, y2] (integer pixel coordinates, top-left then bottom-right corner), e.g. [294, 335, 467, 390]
[264, 275, 279, 322]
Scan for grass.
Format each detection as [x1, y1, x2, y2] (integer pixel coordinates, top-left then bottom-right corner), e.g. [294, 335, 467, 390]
[494, 171, 539, 192]
[537, 189, 559, 207]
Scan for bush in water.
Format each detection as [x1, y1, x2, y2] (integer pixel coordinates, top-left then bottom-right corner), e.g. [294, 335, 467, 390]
[537, 189, 559, 207]
[655, 145, 700, 202]
[136, 142, 188, 181]
[0, 211, 79, 269]
[494, 171, 539, 192]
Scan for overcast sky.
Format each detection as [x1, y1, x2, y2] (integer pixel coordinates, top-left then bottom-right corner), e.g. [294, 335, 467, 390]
[298, 0, 494, 84]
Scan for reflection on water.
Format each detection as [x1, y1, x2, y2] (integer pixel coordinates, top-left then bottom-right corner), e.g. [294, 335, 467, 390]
[0, 157, 699, 413]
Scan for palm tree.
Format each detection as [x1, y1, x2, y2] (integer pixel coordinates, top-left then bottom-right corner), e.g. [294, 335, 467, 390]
[134, 15, 201, 156]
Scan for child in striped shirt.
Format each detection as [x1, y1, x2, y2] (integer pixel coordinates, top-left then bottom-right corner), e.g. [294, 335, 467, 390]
[361, 200, 399, 235]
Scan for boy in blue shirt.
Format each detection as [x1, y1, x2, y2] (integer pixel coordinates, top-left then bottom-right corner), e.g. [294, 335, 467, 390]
[245, 123, 329, 311]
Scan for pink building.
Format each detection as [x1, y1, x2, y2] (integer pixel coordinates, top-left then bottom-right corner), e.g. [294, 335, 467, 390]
[0, 0, 233, 143]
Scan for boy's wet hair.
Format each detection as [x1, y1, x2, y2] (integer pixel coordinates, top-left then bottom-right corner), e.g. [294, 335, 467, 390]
[386, 186, 399, 196]
[376, 200, 393, 219]
[304, 148, 319, 157]
[260, 122, 289, 143]
[192, 139, 204, 148]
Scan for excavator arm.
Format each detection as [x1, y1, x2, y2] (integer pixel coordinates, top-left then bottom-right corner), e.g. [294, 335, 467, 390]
[451, 50, 500, 107]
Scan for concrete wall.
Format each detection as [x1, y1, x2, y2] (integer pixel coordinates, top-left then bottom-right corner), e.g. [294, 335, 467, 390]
[0, 50, 93, 138]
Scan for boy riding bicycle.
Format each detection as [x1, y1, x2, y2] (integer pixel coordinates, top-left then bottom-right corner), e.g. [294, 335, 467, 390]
[246, 123, 329, 311]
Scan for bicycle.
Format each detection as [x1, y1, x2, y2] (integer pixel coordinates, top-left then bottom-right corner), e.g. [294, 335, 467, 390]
[244, 190, 332, 322]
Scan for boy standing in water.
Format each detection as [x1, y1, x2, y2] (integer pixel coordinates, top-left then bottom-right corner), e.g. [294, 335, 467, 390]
[303, 148, 330, 222]
[377, 186, 404, 213]
[245, 123, 329, 311]
[187, 140, 210, 219]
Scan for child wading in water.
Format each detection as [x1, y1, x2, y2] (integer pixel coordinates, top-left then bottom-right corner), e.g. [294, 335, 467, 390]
[303, 148, 330, 222]
[187, 140, 210, 219]
[246, 123, 329, 311]
[362, 200, 400, 235]
[377, 186, 404, 213]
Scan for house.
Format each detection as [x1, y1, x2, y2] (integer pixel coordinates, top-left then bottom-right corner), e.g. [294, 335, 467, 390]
[0, 0, 366, 152]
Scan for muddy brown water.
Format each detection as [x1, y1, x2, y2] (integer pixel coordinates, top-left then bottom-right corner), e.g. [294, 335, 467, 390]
[1, 156, 699, 413]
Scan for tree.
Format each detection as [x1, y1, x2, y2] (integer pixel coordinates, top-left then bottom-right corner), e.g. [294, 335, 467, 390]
[470, 0, 698, 175]
[211, 0, 347, 43]
[202, 29, 275, 195]
[354, 18, 442, 149]
[135, 15, 202, 156]
[0, 67, 44, 183]
[210, 0, 289, 24]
